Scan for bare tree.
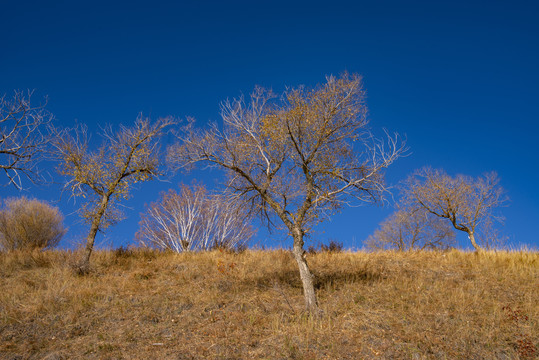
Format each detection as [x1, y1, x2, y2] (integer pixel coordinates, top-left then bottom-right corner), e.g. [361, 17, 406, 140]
[402, 168, 508, 251]
[0, 196, 66, 251]
[168, 73, 406, 313]
[137, 183, 254, 252]
[0, 90, 54, 189]
[365, 208, 455, 251]
[52, 115, 175, 271]
[138, 184, 209, 252]
[210, 191, 255, 250]
[475, 217, 508, 250]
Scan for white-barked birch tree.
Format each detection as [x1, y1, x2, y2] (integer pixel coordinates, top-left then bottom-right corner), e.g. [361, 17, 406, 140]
[137, 183, 254, 252]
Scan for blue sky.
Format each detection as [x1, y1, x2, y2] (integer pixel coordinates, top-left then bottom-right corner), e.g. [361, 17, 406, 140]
[1, 0, 538, 250]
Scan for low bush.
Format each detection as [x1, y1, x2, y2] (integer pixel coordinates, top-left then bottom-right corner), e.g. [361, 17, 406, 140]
[0, 197, 66, 251]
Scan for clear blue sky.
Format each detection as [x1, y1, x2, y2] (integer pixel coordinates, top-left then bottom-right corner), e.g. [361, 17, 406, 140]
[1, 0, 538, 250]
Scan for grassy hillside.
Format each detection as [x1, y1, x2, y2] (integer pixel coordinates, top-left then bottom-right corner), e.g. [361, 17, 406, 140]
[0, 248, 537, 359]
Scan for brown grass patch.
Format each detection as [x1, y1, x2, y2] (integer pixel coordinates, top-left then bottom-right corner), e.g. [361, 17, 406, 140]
[0, 248, 537, 359]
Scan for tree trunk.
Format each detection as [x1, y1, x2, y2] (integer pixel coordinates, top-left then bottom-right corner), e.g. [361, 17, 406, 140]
[291, 227, 319, 315]
[468, 231, 482, 252]
[79, 195, 109, 272]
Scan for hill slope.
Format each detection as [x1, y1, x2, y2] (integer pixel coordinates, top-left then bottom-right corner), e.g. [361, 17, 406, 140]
[0, 249, 537, 359]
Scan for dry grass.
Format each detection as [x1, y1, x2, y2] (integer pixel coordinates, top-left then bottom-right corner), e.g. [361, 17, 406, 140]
[0, 248, 537, 359]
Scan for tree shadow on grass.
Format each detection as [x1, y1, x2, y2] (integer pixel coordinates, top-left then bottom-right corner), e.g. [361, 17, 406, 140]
[249, 267, 383, 290]
[312, 268, 383, 290]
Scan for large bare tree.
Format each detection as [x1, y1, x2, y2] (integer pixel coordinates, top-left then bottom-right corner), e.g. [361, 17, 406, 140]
[137, 183, 255, 252]
[52, 116, 174, 271]
[0, 90, 53, 189]
[168, 74, 405, 313]
[365, 208, 456, 251]
[402, 168, 507, 251]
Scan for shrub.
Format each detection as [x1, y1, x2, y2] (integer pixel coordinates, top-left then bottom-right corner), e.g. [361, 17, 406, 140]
[320, 240, 344, 253]
[308, 239, 344, 254]
[0, 197, 66, 251]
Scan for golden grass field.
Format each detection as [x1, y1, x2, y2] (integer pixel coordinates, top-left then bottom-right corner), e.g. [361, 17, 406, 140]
[0, 248, 537, 359]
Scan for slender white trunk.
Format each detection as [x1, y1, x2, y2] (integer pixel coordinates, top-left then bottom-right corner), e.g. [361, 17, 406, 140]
[468, 231, 482, 252]
[291, 227, 319, 314]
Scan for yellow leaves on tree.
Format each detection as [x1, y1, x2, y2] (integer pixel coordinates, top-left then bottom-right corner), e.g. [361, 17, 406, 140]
[52, 115, 175, 272]
[168, 73, 406, 313]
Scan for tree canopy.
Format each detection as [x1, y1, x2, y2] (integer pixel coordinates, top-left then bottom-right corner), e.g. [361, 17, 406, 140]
[168, 73, 406, 313]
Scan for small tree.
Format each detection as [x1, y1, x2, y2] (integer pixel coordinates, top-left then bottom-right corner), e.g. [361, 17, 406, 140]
[365, 208, 455, 251]
[475, 217, 508, 250]
[0, 90, 54, 189]
[402, 168, 508, 251]
[168, 74, 405, 313]
[137, 183, 254, 252]
[52, 115, 174, 271]
[0, 197, 66, 251]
